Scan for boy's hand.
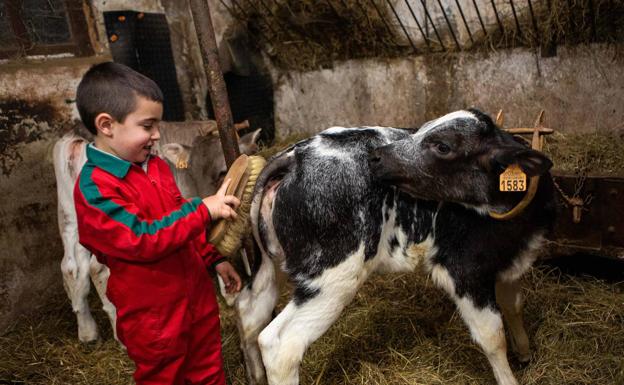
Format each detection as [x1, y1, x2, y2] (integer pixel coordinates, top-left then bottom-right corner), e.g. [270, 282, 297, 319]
[203, 178, 240, 220]
[215, 261, 242, 293]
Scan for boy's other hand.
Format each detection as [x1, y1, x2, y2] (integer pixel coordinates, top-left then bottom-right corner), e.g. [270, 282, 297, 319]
[203, 178, 240, 220]
[215, 261, 242, 293]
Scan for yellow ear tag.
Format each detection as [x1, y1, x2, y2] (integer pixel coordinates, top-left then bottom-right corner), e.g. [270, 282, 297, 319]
[499, 164, 527, 192]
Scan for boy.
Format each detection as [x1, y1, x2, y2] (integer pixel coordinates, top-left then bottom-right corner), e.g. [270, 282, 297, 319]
[73, 62, 241, 385]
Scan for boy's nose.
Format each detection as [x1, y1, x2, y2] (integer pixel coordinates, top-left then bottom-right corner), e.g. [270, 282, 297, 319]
[151, 128, 161, 141]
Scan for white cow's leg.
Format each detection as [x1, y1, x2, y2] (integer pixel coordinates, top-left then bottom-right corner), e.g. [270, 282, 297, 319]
[496, 279, 530, 362]
[61, 236, 98, 342]
[258, 247, 369, 385]
[89, 255, 118, 341]
[235, 254, 279, 385]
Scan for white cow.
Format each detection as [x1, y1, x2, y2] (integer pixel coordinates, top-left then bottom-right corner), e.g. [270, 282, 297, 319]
[53, 121, 260, 342]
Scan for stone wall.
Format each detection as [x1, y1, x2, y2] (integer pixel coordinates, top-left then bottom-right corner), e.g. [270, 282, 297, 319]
[273, 43, 624, 139]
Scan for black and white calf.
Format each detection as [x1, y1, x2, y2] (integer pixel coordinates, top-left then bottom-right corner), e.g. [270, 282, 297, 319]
[233, 109, 554, 385]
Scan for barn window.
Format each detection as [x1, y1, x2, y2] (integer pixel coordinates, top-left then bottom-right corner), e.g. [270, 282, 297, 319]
[0, 0, 93, 59]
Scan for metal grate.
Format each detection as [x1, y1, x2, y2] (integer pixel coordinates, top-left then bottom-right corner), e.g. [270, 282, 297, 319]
[219, 0, 624, 69]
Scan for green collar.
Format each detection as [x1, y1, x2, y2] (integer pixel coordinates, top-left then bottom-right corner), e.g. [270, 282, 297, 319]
[86, 143, 131, 178]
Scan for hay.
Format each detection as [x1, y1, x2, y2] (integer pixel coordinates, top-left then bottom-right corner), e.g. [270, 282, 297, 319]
[543, 129, 624, 176]
[2, 265, 623, 384]
[232, 0, 408, 71]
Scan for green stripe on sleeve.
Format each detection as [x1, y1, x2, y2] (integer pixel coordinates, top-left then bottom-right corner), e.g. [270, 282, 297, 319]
[79, 165, 203, 236]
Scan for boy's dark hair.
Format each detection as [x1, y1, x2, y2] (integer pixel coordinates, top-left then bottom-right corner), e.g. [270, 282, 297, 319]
[76, 62, 164, 134]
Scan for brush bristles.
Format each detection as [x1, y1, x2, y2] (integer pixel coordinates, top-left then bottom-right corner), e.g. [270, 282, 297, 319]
[215, 155, 266, 257]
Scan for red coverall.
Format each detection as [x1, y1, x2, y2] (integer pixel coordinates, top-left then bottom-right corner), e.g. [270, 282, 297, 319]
[74, 144, 226, 385]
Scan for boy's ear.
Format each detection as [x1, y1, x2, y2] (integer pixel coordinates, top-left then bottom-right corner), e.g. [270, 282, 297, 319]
[94, 112, 115, 136]
[492, 146, 553, 176]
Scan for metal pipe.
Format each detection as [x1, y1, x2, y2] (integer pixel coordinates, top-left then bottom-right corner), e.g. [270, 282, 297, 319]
[436, 0, 460, 50]
[526, 0, 540, 43]
[385, 0, 418, 53]
[472, 0, 487, 37]
[455, 0, 474, 44]
[419, 0, 446, 50]
[189, 0, 240, 167]
[508, 0, 523, 40]
[490, 0, 504, 35]
[404, 0, 431, 51]
[368, 0, 399, 46]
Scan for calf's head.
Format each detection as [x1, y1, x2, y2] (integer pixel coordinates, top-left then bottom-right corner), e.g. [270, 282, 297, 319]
[162, 128, 261, 197]
[369, 109, 552, 207]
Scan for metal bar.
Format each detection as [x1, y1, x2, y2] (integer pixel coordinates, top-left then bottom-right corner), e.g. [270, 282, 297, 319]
[355, 0, 373, 28]
[508, 0, 524, 40]
[455, 0, 474, 44]
[385, 0, 418, 53]
[526, 0, 540, 42]
[419, 0, 446, 50]
[490, 0, 505, 35]
[472, 0, 487, 37]
[189, 0, 240, 167]
[437, 0, 460, 50]
[368, 0, 399, 46]
[404, 0, 431, 51]
[541, 0, 557, 56]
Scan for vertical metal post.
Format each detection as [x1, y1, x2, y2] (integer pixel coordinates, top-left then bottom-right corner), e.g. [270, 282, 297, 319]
[404, 0, 431, 51]
[472, 0, 487, 37]
[189, 0, 240, 167]
[385, 0, 418, 53]
[437, 0, 460, 50]
[508, 0, 523, 40]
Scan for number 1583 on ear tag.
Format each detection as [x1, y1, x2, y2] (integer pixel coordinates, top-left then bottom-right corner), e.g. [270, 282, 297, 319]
[500, 164, 527, 192]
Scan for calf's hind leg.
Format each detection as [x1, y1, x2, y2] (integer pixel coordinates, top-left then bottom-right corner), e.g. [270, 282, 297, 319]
[258, 250, 369, 385]
[61, 240, 99, 342]
[89, 255, 118, 341]
[496, 279, 530, 362]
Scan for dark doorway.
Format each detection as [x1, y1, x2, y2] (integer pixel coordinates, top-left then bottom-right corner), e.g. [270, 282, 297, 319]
[103, 11, 184, 121]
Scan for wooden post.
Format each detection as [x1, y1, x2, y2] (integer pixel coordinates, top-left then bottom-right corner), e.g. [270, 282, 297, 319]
[189, 0, 240, 167]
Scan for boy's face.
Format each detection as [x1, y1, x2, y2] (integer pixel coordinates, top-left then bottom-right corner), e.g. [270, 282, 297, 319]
[98, 95, 163, 163]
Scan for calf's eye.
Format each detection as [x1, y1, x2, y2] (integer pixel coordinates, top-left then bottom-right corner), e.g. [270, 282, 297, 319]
[434, 142, 451, 155]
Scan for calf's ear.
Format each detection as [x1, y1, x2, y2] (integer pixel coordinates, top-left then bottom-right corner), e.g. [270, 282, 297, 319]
[493, 147, 553, 176]
[239, 128, 262, 155]
[161, 143, 190, 166]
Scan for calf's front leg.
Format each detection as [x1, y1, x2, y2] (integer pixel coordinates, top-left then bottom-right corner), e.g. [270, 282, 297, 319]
[496, 279, 530, 362]
[431, 264, 518, 385]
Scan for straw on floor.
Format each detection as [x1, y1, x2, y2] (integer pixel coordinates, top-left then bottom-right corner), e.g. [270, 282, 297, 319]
[1, 264, 622, 385]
